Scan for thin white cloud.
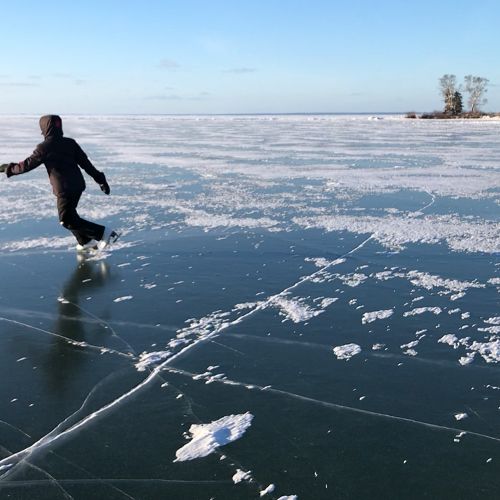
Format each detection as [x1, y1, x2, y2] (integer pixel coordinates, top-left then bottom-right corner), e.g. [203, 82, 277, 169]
[146, 94, 183, 101]
[0, 82, 40, 87]
[145, 91, 211, 101]
[187, 92, 211, 101]
[223, 67, 256, 74]
[159, 59, 181, 70]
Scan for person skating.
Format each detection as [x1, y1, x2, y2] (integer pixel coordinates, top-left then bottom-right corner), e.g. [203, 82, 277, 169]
[0, 115, 118, 251]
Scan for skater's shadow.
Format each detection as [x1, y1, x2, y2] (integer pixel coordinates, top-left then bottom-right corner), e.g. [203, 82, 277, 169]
[43, 258, 114, 392]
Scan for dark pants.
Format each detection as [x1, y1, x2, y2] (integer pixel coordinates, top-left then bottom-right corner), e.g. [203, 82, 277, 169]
[57, 192, 105, 245]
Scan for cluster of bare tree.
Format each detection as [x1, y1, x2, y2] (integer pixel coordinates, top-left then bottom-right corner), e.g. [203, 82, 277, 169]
[439, 74, 489, 115]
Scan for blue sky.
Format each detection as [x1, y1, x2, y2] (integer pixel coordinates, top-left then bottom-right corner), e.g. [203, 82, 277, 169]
[1, 0, 499, 114]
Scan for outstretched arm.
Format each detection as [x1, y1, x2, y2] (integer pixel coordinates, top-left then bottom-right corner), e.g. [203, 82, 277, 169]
[74, 141, 110, 194]
[0, 147, 44, 177]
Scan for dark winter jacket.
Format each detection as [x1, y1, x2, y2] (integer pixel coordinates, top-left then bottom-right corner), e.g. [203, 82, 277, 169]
[7, 115, 106, 196]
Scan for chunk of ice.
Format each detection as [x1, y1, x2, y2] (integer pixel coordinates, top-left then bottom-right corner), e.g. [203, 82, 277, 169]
[333, 343, 361, 360]
[232, 469, 253, 484]
[113, 295, 133, 303]
[174, 413, 254, 462]
[403, 307, 442, 317]
[362, 309, 394, 324]
[260, 484, 276, 497]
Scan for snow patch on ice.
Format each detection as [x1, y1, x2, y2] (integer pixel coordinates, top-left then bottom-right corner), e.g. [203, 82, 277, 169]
[232, 469, 253, 484]
[319, 297, 339, 308]
[401, 340, 419, 356]
[403, 307, 442, 317]
[333, 343, 361, 360]
[184, 211, 279, 231]
[362, 309, 394, 324]
[271, 296, 323, 323]
[341, 273, 368, 287]
[294, 214, 499, 254]
[406, 270, 484, 295]
[459, 353, 475, 365]
[305, 257, 346, 268]
[113, 295, 133, 303]
[260, 484, 276, 497]
[403, 349, 418, 356]
[438, 329, 500, 364]
[135, 351, 171, 371]
[174, 413, 254, 462]
[234, 301, 261, 311]
[0, 236, 75, 252]
[477, 326, 500, 335]
[438, 334, 459, 348]
[469, 340, 500, 364]
[485, 317, 500, 325]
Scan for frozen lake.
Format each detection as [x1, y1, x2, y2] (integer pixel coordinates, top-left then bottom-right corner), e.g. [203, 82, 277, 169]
[0, 114, 498, 499]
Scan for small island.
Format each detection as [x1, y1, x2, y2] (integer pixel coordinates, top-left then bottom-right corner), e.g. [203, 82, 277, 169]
[407, 74, 499, 119]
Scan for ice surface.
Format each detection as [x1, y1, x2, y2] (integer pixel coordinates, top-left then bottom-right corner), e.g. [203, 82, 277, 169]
[0, 115, 498, 499]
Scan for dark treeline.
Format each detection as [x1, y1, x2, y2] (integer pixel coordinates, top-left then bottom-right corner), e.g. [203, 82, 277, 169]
[407, 74, 498, 119]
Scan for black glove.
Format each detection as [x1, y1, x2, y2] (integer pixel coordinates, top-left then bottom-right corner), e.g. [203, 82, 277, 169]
[0, 163, 16, 176]
[100, 181, 110, 195]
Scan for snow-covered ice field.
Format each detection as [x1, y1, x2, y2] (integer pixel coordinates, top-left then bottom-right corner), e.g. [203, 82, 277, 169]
[0, 114, 498, 499]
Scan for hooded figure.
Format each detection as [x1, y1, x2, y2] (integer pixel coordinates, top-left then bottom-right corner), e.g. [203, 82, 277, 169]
[0, 115, 118, 251]
[40, 114, 63, 138]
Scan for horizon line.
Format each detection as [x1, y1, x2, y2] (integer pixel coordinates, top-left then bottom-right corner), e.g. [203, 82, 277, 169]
[0, 111, 410, 117]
